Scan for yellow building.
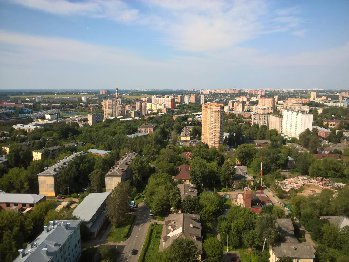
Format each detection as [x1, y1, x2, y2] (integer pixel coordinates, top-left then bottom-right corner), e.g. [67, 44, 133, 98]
[201, 103, 223, 148]
[32, 150, 43, 161]
[2, 146, 10, 154]
[105, 152, 137, 192]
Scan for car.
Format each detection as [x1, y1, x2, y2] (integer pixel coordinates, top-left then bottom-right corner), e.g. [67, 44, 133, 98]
[149, 210, 154, 217]
[131, 249, 138, 255]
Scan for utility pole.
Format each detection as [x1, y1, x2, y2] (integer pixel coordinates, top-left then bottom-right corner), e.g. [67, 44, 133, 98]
[262, 237, 267, 252]
[226, 233, 229, 252]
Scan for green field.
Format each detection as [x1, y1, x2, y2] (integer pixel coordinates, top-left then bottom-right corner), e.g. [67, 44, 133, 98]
[139, 223, 163, 262]
[107, 214, 135, 243]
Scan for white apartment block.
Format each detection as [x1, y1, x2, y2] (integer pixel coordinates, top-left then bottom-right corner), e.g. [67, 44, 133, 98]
[282, 110, 313, 139]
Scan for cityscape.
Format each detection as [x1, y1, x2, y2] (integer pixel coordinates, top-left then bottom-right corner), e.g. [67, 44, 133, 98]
[0, 1, 349, 262]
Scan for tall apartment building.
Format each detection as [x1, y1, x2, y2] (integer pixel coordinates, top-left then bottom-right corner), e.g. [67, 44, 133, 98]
[234, 101, 245, 112]
[102, 89, 124, 120]
[200, 95, 205, 104]
[282, 110, 313, 138]
[15, 220, 81, 262]
[269, 115, 283, 134]
[252, 114, 269, 127]
[258, 97, 275, 108]
[184, 95, 190, 105]
[310, 91, 317, 101]
[190, 94, 197, 104]
[87, 113, 103, 126]
[201, 103, 223, 148]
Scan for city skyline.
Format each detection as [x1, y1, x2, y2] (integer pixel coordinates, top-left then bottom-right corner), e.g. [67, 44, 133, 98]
[1, 0, 349, 90]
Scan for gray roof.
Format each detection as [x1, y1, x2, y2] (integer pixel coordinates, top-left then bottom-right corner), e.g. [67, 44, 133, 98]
[87, 149, 111, 155]
[177, 184, 198, 200]
[320, 216, 349, 229]
[160, 213, 202, 252]
[72, 192, 110, 222]
[105, 152, 137, 177]
[127, 132, 148, 138]
[272, 242, 315, 259]
[0, 192, 45, 204]
[37, 152, 84, 177]
[14, 220, 80, 262]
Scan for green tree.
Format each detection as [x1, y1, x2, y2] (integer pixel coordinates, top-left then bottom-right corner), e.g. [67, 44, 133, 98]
[106, 182, 131, 227]
[7, 144, 32, 168]
[235, 144, 257, 166]
[199, 191, 224, 227]
[181, 196, 200, 214]
[163, 238, 199, 262]
[145, 173, 180, 216]
[89, 169, 105, 193]
[309, 158, 345, 179]
[221, 158, 236, 188]
[190, 157, 220, 191]
[203, 237, 223, 262]
[130, 156, 154, 191]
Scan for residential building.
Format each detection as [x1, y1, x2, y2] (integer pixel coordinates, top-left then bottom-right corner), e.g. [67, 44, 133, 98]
[310, 91, 317, 101]
[269, 219, 315, 262]
[258, 97, 275, 108]
[87, 149, 111, 157]
[252, 114, 269, 127]
[269, 115, 283, 134]
[105, 152, 137, 192]
[184, 95, 190, 104]
[87, 113, 103, 126]
[313, 126, 331, 139]
[72, 192, 110, 237]
[14, 220, 81, 262]
[138, 124, 155, 134]
[160, 213, 202, 255]
[102, 89, 123, 120]
[233, 101, 245, 112]
[180, 126, 193, 142]
[32, 146, 60, 161]
[174, 165, 191, 184]
[200, 94, 205, 104]
[190, 94, 197, 104]
[0, 192, 45, 210]
[323, 119, 341, 129]
[37, 152, 85, 197]
[99, 89, 108, 95]
[177, 184, 197, 200]
[282, 110, 313, 139]
[320, 216, 349, 230]
[201, 103, 223, 148]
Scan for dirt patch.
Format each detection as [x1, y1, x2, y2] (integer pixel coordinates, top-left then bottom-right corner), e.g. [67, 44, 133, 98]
[298, 184, 323, 196]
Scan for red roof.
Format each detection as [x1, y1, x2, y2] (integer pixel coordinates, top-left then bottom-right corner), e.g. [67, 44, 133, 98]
[175, 165, 191, 181]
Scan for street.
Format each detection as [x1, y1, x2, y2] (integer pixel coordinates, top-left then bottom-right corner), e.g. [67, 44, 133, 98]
[119, 203, 151, 262]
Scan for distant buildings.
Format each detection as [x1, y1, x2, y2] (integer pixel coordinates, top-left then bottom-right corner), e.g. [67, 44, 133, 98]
[310, 91, 317, 101]
[252, 114, 269, 127]
[105, 152, 137, 192]
[37, 152, 85, 197]
[160, 213, 202, 255]
[201, 103, 223, 148]
[72, 192, 110, 237]
[180, 126, 193, 142]
[282, 110, 313, 139]
[102, 89, 124, 120]
[0, 192, 45, 210]
[138, 124, 155, 134]
[268, 115, 283, 134]
[87, 113, 103, 126]
[32, 146, 60, 161]
[14, 220, 81, 262]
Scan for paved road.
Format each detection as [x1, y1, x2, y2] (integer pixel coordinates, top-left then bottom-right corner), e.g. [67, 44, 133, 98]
[120, 203, 151, 262]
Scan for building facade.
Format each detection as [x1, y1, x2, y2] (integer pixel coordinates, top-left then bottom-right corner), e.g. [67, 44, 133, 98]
[268, 115, 283, 134]
[201, 103, 223, 148]
[282, 110, 313, 139]
[0, 192, 45, 210]
[87, 113, 103, 126]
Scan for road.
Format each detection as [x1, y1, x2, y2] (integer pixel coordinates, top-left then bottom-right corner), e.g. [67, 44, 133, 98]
[120, 203, 151, 262]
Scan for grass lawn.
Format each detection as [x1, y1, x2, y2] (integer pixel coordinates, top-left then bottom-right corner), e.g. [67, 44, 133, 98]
[107, 214, 135, 243]
[139, 223, 163, 262]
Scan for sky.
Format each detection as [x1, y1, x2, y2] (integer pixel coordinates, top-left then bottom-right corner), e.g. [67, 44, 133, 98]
[0, 0, 349, 90]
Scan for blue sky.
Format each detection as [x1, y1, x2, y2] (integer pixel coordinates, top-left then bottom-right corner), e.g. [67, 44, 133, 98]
[0, 0, 349, 90]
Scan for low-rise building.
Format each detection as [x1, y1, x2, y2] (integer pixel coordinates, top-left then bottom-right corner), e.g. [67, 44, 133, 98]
[138, 124, 155, 134]
[105, 152, 137, 192]
[0, 192, 45, 210]
[180, 126, 193, 142]
[177, 184, 197, 200]
[269, 219, 315, 262]
[37, 152, 85, 197]
[14, 220, 81, 262]
[323, 119, 341, 129]
[87, 113, 103, 126]
[72, 192, 110, 237]
[160, 213, 202, 255]
[174, 165, 191, 184]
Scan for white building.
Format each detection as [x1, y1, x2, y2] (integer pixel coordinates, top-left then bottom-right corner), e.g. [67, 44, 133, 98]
[282, 110, 313, 139]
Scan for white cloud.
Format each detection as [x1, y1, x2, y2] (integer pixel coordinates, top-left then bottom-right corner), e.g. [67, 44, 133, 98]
[0, 30, 348, 90]
[9, 0, 306, 52]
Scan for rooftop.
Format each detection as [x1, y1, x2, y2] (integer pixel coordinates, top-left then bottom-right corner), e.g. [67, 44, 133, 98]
[320, 216, 349, 230]
[87, 149, 111, 155]
[105, 152, 137, 177]
[0, 192, 45, 204]
[72, 192, 110, 222]
[177, 184, 198, 200]
[14, 220, 80, 262]
[272, 242, 315, 259]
